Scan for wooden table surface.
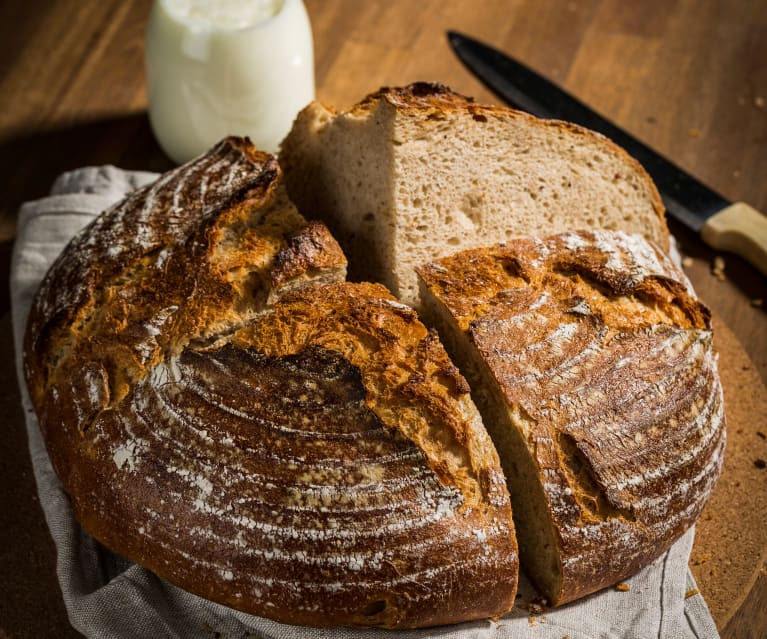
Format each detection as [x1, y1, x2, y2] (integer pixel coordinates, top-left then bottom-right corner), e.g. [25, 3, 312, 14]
[1, 1, 765, 637]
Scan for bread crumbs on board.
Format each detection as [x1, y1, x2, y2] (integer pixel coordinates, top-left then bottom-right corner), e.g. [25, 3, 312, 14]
[712, 255, 726, 280]
[615, 582, 631, 592]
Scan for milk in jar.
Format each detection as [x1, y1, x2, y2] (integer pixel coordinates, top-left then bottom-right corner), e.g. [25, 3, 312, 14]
[145, 0, 314, 164]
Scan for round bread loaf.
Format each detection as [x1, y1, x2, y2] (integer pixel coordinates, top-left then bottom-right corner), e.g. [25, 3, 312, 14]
[23, 138, 518, 628]
[23, 87, 727, 628]
[417, 230, 726, 605]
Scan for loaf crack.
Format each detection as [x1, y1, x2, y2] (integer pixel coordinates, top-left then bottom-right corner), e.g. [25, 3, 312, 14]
[557, 432, 636, 523]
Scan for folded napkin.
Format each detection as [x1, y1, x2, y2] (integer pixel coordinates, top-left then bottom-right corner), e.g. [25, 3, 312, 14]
[10, 166, 720, 639]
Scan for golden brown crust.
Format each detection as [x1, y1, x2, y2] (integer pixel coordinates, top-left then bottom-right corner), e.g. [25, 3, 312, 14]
[269, 220, 348, 293]
[231, 281, 503, 507]
[23, 138, 517, 628]
[24, 139, 323, 409]
[418, 230, 725, 604]
[67, 289, 518, 627]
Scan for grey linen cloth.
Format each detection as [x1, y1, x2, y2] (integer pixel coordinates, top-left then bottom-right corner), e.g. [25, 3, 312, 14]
[10, 166, 720, 639]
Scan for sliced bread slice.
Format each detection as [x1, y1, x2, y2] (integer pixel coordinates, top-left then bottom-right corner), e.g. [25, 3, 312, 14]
[280, 82, 668, 309]
[416, 230, 724, 604]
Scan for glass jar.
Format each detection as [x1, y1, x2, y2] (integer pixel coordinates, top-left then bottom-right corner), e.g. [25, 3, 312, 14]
[145, 0, 314, 164]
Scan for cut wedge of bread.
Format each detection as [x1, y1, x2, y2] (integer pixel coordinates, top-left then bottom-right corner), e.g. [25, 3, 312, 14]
[417, 230, 725, 605]
[280, 82, 668, 309]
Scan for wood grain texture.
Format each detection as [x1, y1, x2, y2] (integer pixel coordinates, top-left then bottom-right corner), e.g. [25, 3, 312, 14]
[0, 0, 765, 637]
[692, 318, 767, 627]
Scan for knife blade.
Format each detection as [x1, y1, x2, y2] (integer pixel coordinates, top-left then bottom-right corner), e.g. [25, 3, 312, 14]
[448, 30, 767, 278]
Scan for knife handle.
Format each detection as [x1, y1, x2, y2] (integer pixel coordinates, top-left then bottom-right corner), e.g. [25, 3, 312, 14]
[700, 202, 767, 278]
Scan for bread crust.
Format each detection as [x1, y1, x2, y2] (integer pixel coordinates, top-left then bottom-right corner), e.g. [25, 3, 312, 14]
[417, 230, 725, 604]
[23, 138, 517, 628]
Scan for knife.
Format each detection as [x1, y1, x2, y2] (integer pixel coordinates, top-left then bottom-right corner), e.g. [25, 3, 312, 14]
[447, 30, 767, 279]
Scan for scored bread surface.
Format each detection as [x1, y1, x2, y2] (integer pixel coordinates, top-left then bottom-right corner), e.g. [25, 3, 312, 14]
[23, 137, 518, 629]
[24, 137, 346, 418]
[417, 230, 725, 604]
[280, 82, 668, 308]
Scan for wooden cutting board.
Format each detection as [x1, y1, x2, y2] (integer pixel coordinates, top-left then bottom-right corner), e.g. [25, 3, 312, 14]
[692, 317, 767, 628]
